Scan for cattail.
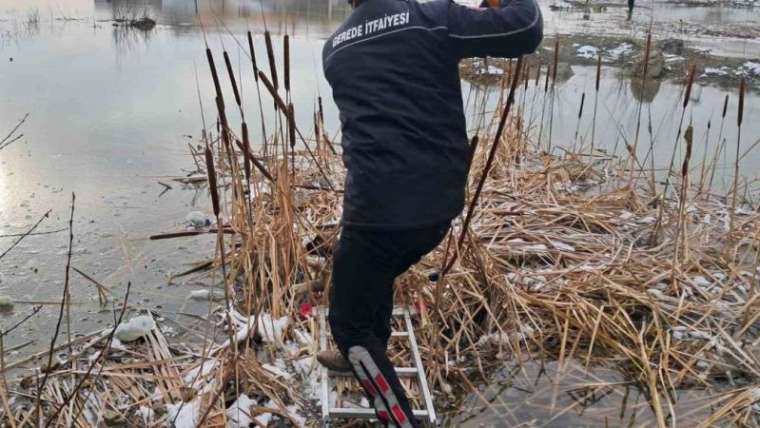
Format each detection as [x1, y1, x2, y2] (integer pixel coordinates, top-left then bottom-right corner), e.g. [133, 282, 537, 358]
[258, 70, 289, 113]
[235, 140, 274, 182]
[264, 30, 278, 90]
[595, 55, 602, 92]
[682, 125, 693, 178]
[578, 92, 586, 119]
[535, 63, 541, 87]
[223, 51, 241, 107]
[216, 96, 229, 132]
[318, 96, 325, 124]
[738, 78, 745, 127]
[524, 65, 530, 91]
[722, 94, 729, 118]
[247, 31, 259, 82]
[284, 34, 290, 93]
[551, 38, 559, 88]
[288, 103, 296, 149]
[314, 112, 320, 150]
[466, 135, 479, 172]
[242, 122, 252, 182]
[683, 63, 696, 109]
[206, 48, 224, 106]
[204, 146, 220, 217]
[544, 65, 551, 92]
[641, 32, 652, 80]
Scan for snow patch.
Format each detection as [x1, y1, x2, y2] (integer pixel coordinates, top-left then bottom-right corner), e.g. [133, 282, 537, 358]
[166, 399, 201, 428]
[226, 394, 257, 428]
[577, 45, 598, 59]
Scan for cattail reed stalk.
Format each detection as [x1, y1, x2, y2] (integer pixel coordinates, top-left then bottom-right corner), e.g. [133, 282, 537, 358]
[546, 39, 559, 151]
[519, 63, 530, 117]
[663, 63, 696, 197]
[284, 34, 291, 95]
[289, 102, 296, 176]
[248, 31, 269, 156]
[629, 32, 652, 183]
[264, 30, 278, 110]
[205, 146, 220, 219]
[728, 79, 745, 247]
[257, 70, 336, 190]
[537, 64, 551, 150]
[673, 125, 694, 274]
[223, 50, 242, 111]
[206, 48, 225, 106]
[654, 63, 696, 243]
[573, 92, 586, 149]
[242, 122, 252, 184]
[205, 145, 237, 356]
[440, 57, 523, 279]
[708, 94, 730, 190]
[591, 54, 601, 152]
[697, 120, 711, 195]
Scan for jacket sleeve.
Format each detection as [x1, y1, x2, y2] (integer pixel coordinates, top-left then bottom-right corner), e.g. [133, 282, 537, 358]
[446, 0, 543, 59]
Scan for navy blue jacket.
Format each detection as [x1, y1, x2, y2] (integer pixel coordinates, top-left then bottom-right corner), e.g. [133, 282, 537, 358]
[323, 0, 543, 229]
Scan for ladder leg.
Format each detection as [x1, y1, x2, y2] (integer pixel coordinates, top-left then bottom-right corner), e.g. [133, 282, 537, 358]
[403, 308, 437, 425]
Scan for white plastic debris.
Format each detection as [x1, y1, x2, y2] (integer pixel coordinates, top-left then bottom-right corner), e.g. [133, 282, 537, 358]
[257, 313, 290, 343]
[226, 394, 257, 428]
[185, 211, 212, 229]
[166, 398, 200, 428]
[115, 314, 156, 342]
[189, 289, 225, 302]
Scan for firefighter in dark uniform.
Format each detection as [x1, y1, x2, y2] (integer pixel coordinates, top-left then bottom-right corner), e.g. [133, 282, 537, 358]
[319, 0, 543, 426]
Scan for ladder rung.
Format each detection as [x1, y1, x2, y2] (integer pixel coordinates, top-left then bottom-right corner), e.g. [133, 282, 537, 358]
[329, 367, 417, 377]
[329, 407, 429, 419]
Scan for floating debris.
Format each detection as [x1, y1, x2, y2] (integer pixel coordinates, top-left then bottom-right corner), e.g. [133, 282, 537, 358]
[114, 314, 156, 342]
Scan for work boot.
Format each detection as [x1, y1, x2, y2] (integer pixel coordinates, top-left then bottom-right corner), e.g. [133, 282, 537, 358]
[316, 350, 351, 372]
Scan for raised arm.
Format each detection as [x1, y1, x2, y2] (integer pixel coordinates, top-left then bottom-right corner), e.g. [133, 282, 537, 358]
[447, 0, 543, 60]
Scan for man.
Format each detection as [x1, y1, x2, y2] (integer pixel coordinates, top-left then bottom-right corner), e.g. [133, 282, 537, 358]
[319, 0, 543, 426]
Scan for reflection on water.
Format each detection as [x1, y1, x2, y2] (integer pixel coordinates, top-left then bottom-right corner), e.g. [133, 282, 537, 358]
[467, 64, 758, 193]
[451, 360, 715, 427]
[92, 0, 350, 32]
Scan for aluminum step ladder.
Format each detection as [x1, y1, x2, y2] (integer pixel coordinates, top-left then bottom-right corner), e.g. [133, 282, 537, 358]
[318, 306, 438, 427]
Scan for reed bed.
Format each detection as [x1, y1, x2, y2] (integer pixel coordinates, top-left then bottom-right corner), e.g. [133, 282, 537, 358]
[2, 41, 759, 427]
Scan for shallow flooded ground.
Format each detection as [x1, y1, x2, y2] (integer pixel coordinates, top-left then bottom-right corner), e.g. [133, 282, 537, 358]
[0, 0, 758, 424]
[449, 359, 718, 427]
